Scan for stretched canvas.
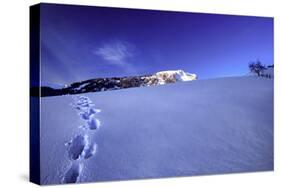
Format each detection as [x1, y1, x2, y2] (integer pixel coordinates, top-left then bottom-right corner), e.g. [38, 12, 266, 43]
[30, 3, 274, 185]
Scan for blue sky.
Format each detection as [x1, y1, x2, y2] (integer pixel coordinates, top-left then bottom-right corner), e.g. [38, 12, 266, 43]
[40, 3, 273, 85]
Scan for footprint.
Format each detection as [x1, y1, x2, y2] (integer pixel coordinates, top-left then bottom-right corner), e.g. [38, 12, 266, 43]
[86, 115, 101, 130]
[71, 96, 95, 111]
[67, 135, 97, 160]
[76, 96, 94, 108]
[63, 162, 82, 184]
[83, 143, 97, 159]
[79, 108, 101, 120]
[67, 135, 87, 160]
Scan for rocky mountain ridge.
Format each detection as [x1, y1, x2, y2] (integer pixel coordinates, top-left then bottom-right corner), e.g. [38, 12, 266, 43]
[31, 70, 197, 97]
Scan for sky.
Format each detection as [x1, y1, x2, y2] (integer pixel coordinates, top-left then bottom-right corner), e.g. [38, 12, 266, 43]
[40, 3, 273, 85]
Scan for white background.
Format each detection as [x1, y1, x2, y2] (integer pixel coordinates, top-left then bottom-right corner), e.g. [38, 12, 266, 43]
[0, 0, 280, 187]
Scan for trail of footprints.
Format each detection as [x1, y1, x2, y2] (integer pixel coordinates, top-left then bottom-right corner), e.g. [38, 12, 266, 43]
[62, 96, 101, 184]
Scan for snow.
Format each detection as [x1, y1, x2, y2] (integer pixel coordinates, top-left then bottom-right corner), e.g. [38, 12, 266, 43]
[40, 76, 273, 184]
[155, 70, 197, 84]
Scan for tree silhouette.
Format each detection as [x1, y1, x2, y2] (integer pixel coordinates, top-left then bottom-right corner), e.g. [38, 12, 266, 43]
[249, 60, 266, 76]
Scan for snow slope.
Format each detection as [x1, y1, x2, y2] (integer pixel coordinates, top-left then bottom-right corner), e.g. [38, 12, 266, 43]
[40, 76, 273, 184]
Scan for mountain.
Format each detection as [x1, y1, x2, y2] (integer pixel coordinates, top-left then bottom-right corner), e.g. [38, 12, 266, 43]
[31, 70, 197, 97]
[147, 70, 196, 85]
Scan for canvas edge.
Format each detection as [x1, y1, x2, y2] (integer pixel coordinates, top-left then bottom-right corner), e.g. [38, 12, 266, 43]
[29, 3, 41, 185]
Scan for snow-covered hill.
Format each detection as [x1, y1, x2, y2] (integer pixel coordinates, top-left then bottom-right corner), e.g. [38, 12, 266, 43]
[40, 76, 273, 184]
[150, 70, 196, 85]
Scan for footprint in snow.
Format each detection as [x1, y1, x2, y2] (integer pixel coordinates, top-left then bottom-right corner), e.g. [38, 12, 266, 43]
[66, 135, 97, 160]
[63, 162, 82, 184]
[79, 116, 101, 130]
[72, 96, 95, 110]
[63, 95, 101, 184]
[79, 108, 101, 121]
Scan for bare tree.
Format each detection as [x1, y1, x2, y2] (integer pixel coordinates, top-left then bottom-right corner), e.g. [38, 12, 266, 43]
[249, 60, 266, 76]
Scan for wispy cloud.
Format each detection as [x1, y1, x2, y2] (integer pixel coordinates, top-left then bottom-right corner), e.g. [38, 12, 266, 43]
[94, 41, 134, 66]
